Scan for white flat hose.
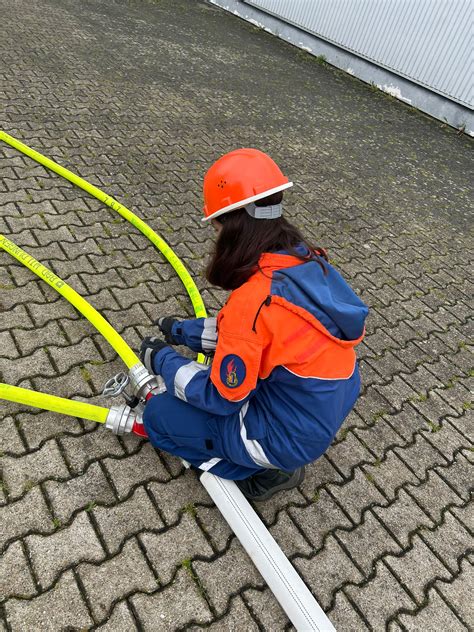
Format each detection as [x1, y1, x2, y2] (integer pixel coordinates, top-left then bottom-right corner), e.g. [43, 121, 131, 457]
[200, 472, 336, 631]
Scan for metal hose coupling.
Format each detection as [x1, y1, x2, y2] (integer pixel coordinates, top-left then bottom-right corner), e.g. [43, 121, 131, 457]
[105, 403, 142, 435]
[129, 363, 166, 400]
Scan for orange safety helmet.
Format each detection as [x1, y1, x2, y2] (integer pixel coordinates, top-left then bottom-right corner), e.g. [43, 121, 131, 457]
[202, 148, 293, 222]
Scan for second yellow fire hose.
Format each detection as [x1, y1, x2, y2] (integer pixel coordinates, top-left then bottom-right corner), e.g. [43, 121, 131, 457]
[0, 383, 108, 424]
[0, 131, 207, 365]
[0, 233, 140, 370]
[0, 234, 157, 431]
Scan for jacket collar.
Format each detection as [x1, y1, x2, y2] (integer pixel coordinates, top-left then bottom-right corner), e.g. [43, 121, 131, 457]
[258, 251, 305, 270]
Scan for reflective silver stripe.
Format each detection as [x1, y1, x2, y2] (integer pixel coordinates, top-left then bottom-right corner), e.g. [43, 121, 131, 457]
[239, 402, 277, 469]
[174, 361, 209, 401]
[199, 457, 222, 472]
[201, 317, 217, 352]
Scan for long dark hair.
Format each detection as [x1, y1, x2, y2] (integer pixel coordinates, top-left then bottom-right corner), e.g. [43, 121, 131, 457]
[206, 192, 327, 290]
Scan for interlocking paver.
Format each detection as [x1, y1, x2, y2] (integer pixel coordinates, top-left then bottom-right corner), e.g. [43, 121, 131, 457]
[328, 467, 387, 523]
[0, 541, 36, 600]
[294, 535, 364, 610]
[190, 595, 259, 630]
[436, 559, 474, 627]
[326, 430, 375, 479]
[95, 601, 139, 632]
[0, 487, 52, 549]
[102, 441, 170, 499]
[59, 427, 124, 474]
[336, 511, 402, 576]
[373, 488, 434, 548]
[4, 570, 92, 632]
[0, 416, 25, 456]
[78, 538, 157, 622]
[194, 505, 233, 554]
[435, 452, 473, 501]
[243, 588, 290, 630]
[420, 508, 473, 574]
[17, 408, 83, 450]
[408, 470, 465, 522]
[385, 535, 452, 604]
[269, 509, 313, 557]
[398, 589, 467, 630]
[131, 567, 213, 630]
[1, 0, 472, 628]
[94, 485, 164, 555]
[330, 593, 369, 630]
[147, 472, 212, 525]
[362, 451, 419, 500]
[194, 539, 265, 615]
[1, 439, 69, 500]
[288, 489, 352, 549]
[346, 561, 416, 628]
[26, 511, 105, 589]
[140, 513, 213, 585]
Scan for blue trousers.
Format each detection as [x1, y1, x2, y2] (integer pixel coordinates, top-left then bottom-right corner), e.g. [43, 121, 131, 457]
[143, 393, 265, 480]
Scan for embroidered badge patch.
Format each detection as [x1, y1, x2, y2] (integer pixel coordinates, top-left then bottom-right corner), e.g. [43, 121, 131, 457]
[220, 354, 246, 388]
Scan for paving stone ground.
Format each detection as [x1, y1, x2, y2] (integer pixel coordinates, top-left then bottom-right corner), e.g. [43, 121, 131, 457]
[0, 0, 472, 629]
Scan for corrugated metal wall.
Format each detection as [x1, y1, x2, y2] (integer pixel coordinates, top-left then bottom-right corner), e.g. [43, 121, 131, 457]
[243, 0, 473, 109]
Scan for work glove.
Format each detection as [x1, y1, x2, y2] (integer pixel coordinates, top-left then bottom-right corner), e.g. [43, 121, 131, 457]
[139, 336, 169, 374]
[154, 317, 181, 345]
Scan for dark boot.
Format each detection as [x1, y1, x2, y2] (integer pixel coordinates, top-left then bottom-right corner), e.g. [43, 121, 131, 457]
[236, 466, 305, 502]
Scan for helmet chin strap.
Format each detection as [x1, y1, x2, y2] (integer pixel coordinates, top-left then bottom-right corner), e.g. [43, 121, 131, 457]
[245, 202, 282, 219]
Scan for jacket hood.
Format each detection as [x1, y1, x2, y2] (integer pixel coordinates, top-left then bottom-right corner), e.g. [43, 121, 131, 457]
[260, 251, 369, 342]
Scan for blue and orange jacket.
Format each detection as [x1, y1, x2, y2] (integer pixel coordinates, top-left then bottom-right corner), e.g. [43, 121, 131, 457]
[152, 249, 369, 470]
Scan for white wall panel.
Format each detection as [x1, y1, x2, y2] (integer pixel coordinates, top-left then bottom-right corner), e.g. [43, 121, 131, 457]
[244, 0, 473, 108]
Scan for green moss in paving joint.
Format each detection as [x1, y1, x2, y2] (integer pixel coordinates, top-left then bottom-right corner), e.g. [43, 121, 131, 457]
[52, 517, 62, 529]
[22, 479, 36, 493]
[0, 478, 9, 495]
[181, 558, 209, 601]
[312, 490, 320, 503]
[182, 502, 197, 518]
[371, 410, 387, 423]
[411, 392, 428, 403]
[181, 558, 193, 575]
[337, 427, 350, 441]
[364, 472, 375, 484]
[426, 421, 441, 433]
[85, 500, 96, 512]
[102, 224, 112, 238]
[0, 283, 15, 290]
[80, 366, 92, 383]
[89, 359, 106, 366]
[462, 401, 472, 411]
[96, 241, 107, 255]
[444, 376, 459, 389]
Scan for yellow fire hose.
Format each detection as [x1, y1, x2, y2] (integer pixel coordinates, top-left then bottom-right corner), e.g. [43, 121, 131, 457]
[0, 131, 207, 364]
[0, 383, 108, 424]
[0, 234, 139, 370]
